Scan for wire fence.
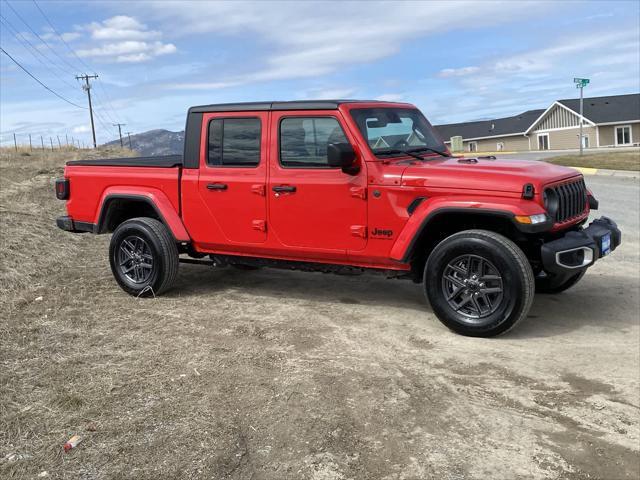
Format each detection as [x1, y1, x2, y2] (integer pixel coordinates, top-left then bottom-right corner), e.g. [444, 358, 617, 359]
[4, 132, 96, 151]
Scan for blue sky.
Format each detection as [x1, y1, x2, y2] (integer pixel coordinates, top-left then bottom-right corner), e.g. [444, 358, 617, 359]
[1, 0, 639, 146]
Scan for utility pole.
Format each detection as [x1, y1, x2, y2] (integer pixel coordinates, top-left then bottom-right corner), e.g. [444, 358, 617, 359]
[113, 123, 126, 147]
[126, 131, 133, 149]
[13, 133, 17, 151]
[40, 136, 44, 150]
[573, 77, 590, 156]
[29, 134, 32, 151]
[76, 74, 99, 148]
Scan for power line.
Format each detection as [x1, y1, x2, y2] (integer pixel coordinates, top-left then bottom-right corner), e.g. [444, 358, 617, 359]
[94, 79, 123, 124]
[113, 123, 126, 147]
[0, 47, 87, 109]
[76, 73, 99, 147]
[3, 0, 78, 75]
[28, 0, 124, 126]
[0, 14, 85, 95]
[93, 108, 119, 139]
[91, 87, 119, 125]
[31, 0, 93, 72]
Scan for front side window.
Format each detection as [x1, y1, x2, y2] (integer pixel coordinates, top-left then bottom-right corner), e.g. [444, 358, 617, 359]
[616, 126, 631, 145]
[280, 117, 348, 168]
[350, 108, 446, 158]
[208, 118, 261, 167]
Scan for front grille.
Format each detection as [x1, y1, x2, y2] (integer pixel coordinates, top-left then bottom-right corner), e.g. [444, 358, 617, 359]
[548, 178, 587, 223]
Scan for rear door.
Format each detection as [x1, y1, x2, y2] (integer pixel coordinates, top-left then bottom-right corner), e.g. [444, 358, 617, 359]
[196, 111, 268, 246]
[268, 111, 368, 254]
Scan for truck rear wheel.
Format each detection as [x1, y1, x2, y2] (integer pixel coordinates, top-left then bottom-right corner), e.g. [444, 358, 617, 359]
[424, 229, 534, 337]
[109, 217, 179, 296]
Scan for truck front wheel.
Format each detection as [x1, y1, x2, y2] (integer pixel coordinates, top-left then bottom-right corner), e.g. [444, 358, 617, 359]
[109, 217, 179, 296]
[424, 230, 534, 337]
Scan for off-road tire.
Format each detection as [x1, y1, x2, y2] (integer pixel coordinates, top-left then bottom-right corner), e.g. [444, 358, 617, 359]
[424, 229, 535, 337]
[535, 270, 585, 294]
[109, 217, 179, 296]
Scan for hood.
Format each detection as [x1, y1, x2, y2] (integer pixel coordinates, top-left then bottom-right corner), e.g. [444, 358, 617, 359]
[400, 156, 581, 193]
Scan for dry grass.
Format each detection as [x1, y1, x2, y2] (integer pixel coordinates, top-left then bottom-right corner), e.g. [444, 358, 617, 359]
[0, 147, 134, 300]
[1, 148, 638, 479]
[545, 150, 640, 171]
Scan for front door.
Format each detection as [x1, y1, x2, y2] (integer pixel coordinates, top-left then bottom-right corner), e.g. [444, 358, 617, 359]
[537, 133, 550, 150]
[268, 112, 367, 255]
[197, 111, 268, 246]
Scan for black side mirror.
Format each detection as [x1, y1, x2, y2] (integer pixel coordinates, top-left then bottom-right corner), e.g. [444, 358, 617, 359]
[327, 143, 358, 174]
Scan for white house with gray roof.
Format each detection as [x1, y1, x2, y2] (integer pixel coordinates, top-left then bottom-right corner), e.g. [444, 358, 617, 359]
[434, 93, 639, 152]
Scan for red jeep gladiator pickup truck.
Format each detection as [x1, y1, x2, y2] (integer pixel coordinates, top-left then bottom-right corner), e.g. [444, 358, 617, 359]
[56, 100, 621, 337]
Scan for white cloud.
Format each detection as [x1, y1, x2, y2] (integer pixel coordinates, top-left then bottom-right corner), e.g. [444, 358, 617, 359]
[164, 80, 242, 90]
[427, 26, 640, 123]
[73, 125, 91, 133]
[74, 15, 175, 63]
[41, 30, 82, 42]
[88, 16, 161, 41]
[438, 66, 480, 78]
[375, 93, 404, 102]
[77, 40, 176, 63]
[145, 1, 538, 89]
[61, 31, 82, 42]
[299, 87, 356, 100]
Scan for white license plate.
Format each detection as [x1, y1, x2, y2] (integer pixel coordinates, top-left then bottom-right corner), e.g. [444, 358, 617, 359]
[601, 233, 611, 256]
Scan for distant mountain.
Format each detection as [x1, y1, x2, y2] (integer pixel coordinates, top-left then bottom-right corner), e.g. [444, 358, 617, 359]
[104, 129, 184, 156]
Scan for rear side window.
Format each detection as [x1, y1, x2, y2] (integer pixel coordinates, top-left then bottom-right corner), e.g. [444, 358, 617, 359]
[207, 118, 261, 167]
[280, 117, 348, 168]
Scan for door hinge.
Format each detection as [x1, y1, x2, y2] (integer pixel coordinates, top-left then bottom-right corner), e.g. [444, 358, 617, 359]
[350, 186, 367, 200]
[350, 225, 367, 238]
[251, 184, 266, 196]
[252, 220, 266, 232]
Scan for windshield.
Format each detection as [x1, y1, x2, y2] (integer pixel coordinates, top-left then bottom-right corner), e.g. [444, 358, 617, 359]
[350, 108, 447, 158]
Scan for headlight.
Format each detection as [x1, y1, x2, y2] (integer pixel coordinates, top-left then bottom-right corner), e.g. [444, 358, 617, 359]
[543, 188, 559, 219]
[515, 213, 549, 225]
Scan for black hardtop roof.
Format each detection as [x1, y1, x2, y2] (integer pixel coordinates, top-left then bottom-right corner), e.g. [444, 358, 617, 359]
[558, 93, 640, 123]
[188, 99, 412, 113]
[434, 109, 545, 141]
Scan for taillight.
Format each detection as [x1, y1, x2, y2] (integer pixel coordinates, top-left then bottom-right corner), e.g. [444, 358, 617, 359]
[55, 178, 69, 200]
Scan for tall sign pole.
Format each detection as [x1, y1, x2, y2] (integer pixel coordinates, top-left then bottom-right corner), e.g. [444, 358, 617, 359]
[76, 74, 99, 148]
[574, 77, 590, 156]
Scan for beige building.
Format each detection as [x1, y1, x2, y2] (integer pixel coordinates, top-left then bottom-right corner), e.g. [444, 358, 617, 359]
[435, 93, 639, 152]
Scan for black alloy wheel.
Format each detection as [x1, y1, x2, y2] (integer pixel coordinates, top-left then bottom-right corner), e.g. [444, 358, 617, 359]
[441, 254, 504, 322]
[117, 235, 155, 284]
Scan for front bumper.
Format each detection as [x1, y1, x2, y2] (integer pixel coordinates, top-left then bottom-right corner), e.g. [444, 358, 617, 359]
[540, 216, 621, 276]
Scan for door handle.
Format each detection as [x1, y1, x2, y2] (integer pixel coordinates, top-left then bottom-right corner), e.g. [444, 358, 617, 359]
[207, 183, 228, 191]
[272, 185, 296, 193]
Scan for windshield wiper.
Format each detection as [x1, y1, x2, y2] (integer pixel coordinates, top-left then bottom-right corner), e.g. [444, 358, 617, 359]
[406, 146, 451, 158]
[377, 149, 426, 161]
[376, 147, 451, 160]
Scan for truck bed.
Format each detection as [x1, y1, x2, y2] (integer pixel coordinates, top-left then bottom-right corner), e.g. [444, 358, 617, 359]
[63, 156, 182, 228]
[66, 154, 183, 168]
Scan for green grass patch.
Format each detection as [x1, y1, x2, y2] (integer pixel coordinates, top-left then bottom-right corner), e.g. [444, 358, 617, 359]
[545, 151, 639, 171]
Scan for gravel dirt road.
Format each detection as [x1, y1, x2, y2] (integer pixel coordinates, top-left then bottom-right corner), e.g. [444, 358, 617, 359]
[1, 150, 638, 479]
